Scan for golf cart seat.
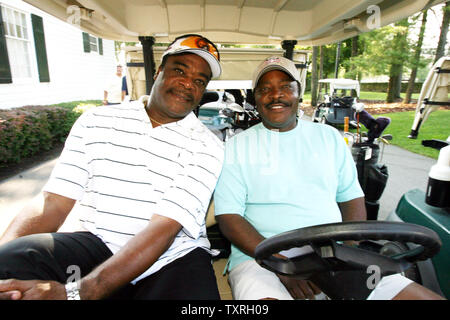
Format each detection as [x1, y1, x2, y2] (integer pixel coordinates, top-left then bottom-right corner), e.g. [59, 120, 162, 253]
[206, 199, 231, 259]
[336, 96, 354, 107]
[323, 96, 356, 125]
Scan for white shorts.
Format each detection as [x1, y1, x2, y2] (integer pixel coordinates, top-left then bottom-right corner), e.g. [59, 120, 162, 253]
[367, 273, 413, 300]
[228, 259, 413, 300]
[228, 259, 326, 300]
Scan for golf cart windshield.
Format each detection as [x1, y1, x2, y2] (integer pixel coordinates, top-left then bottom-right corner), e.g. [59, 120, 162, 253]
[319, 79, 361, 97]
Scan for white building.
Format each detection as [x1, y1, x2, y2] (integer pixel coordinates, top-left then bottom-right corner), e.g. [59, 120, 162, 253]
[0, 0, 117, 109]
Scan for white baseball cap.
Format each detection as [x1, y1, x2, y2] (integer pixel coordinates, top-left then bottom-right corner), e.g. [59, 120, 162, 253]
[252, 56, 300, 89]
[162, 34, 221, 79]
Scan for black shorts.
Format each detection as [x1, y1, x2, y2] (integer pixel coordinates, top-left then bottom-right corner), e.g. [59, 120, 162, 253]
[0, 232, 220, 300]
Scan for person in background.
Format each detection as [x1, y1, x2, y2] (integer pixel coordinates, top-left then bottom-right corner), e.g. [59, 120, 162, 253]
[103, 65, 127, 105]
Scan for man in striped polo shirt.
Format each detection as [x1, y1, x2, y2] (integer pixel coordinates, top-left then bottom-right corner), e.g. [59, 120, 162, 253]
[0, 35, 224, 300]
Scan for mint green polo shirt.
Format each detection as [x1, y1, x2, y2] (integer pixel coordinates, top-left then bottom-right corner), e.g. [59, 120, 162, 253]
[214, 120, 364, 271]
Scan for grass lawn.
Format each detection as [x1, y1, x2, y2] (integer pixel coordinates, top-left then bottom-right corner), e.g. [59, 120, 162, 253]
[52, 100, 102, 110]
[358, 110, 449, 159]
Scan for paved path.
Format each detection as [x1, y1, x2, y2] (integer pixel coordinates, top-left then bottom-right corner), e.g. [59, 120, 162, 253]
[0, 158, 57, 234]
[0, 155, 82, 235]
[0, 137, 438, 235]
[377, 143, 435, 220]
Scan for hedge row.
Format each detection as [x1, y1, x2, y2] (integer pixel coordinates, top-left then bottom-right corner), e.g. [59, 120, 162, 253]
[0, 101, 100, 168]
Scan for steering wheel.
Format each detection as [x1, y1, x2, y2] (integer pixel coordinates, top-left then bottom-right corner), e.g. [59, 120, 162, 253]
[255, 221, 441, 280]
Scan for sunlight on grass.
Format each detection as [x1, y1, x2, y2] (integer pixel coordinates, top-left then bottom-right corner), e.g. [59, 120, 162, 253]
[72, 103, 99, 114]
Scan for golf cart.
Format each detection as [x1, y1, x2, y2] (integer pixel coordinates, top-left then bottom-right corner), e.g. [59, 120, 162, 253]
[312, 79, 360, 127]
[19, 0, 449, 301]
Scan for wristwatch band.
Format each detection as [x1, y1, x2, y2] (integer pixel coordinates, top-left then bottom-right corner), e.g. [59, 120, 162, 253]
[65, 281, 81, 300]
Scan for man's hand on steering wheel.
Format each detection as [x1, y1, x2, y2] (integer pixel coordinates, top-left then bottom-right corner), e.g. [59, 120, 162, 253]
[276, 274, 321, 300]
[272, 253, 322, 299]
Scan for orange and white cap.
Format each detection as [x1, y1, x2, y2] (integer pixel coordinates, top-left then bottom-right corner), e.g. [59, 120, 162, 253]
[162, 34, 221, 79]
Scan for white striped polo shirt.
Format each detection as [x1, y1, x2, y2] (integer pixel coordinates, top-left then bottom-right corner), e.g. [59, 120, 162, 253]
[43, 101, 224, 283]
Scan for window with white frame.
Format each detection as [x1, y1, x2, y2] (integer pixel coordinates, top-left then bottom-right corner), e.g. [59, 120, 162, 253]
[1, 5, 33, 80]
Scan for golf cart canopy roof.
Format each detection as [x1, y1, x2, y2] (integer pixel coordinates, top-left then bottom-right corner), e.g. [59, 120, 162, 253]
[23, 0, 446, 46]
[319, 78, 360, 96]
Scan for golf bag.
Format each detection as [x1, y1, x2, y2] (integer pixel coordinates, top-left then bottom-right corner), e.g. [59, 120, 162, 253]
[352, 143, 389, 220]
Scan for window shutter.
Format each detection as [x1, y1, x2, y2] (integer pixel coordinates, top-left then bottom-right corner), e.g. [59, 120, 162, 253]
[0, 7, 12, 84]
[82, 32, 90, 52]
[98, 38, 103, 55]
[31, 14, 50, 82]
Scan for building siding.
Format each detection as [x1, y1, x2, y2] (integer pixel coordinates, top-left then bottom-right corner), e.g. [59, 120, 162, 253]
[0, 0, 117, 109]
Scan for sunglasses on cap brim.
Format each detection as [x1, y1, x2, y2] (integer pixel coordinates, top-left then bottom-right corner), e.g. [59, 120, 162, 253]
[171, 34, 220, 61]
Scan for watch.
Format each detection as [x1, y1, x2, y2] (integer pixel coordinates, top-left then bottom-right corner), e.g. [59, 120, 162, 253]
[65, 281, 81, 300]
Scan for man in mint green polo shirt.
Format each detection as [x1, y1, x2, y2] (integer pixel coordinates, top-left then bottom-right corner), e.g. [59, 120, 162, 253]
[213, 56, 444, 301]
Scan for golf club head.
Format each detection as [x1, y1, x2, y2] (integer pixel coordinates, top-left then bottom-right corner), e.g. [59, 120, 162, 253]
[352, 102, 365, 113]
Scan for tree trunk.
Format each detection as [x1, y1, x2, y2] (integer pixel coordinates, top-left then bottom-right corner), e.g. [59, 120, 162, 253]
[387, 64, 403, 103]
[334, 42, 341, 78]
[386, 19, 409, 103]
[351, 36, 358, 57]
[311, 46, 319, 106]
[434, 2, 449, 64]
[318, 46, 324, 98]
[350, 36, 359, 80]
[319, 46, 324, 80]
[404, 10, 427, 104]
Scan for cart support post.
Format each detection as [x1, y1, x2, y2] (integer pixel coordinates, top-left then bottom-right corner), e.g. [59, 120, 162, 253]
[282, 40, 297, 60]
[138, 36, 156, 95]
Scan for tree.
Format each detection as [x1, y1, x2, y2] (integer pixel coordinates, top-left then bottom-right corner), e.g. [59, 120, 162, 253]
[386, 19, 410, 103]
[404, 10, 428, 104]
[434, 2, 449, 63]
[344, 35, 362, 80]
[348, 19, 412, 103]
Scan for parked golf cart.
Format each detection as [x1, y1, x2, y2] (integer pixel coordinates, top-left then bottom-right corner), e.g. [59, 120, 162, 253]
[312, 79, 361, 127]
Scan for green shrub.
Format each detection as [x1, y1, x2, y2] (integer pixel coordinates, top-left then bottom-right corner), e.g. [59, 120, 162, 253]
[0, 101, 100, 168]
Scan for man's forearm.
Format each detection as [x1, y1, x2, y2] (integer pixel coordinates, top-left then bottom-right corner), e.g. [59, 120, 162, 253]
[338, 196, 367, 221]
[0, 192, 75, 245]
[216, 214, 265, 258]
[79, 214, 182, 300]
